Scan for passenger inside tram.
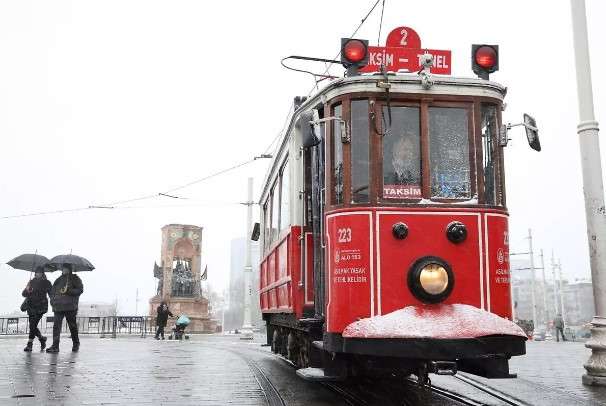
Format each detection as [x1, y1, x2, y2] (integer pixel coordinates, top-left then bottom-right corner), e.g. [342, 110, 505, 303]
[389, 135, 421, 185]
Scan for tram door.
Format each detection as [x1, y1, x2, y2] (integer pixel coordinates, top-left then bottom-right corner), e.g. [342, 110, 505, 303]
[305, 123, 326, 320]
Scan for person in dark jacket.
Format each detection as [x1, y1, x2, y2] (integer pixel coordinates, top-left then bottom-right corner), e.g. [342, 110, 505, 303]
[22, 268, 52, 352]
[46, 265, 84, 353]
[155, 301, 173, 340]
[554, 314, 567, 342]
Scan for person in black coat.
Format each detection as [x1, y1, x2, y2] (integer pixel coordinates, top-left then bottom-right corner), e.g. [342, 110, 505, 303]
[46, 265, 84, 353]
[22, 268, 52, 352]
[155, 301, 173, 340]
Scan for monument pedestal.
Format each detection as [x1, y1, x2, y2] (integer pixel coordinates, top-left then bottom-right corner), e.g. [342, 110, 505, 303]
[150, 296, 217, 333]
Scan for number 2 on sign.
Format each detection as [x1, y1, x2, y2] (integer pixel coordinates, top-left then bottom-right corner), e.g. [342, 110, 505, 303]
[400, 28, 408, 46]
[338, 228, 352, 243]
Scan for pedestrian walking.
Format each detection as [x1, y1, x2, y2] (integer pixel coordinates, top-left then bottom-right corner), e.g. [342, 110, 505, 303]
[554, 313, 567, 342]
[46, 265, 84, 353]
[21, 268, 52, 352]
[155, 301, 173, 340]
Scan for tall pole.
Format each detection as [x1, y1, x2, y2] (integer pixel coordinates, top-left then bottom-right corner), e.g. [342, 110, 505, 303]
[135, 288, 139, 315]
[557, 259, 567, 323]
[241, 177, 254, 340]
[551, 251, 560, 317]
[571, 0, 606, 386]
[527, 229, 538, 333]
[540, 250, 550, 328]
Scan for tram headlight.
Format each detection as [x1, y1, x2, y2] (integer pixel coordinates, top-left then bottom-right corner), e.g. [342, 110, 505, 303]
[419, 264, 449, 295]
[408, 257, 454, 304]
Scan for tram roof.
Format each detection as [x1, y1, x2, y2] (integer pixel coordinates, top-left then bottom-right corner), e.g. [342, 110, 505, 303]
[260, 74, 507, 201]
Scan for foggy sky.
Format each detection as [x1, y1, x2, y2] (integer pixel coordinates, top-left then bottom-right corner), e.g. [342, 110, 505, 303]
[1, 0, 604, 314]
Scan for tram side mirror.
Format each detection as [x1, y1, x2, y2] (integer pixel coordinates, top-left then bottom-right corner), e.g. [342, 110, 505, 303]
[251, 222, 260, 241]
[500, 114, 541, 151]
[298, 111, 321, 148]
[498, 125, 509, 147]
[524, 114, 541, 152]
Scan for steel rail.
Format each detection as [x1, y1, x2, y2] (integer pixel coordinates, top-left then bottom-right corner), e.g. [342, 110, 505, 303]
[217, 345, 287, 406]
[452, 374, 528, 406]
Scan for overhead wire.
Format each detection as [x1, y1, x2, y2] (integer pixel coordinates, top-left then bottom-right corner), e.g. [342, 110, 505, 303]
[2, 0, 385, 222]
[377, 0, 386, 46]
[306, 0, 383, 96]
[0, 155, 268, 220]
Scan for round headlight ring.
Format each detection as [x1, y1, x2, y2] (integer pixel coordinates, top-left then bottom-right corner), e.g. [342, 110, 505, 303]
[407, 256, 455, 304]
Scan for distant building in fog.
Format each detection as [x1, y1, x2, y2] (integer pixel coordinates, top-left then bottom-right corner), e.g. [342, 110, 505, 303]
[511, 258, 594, 327]
[225, 237, 262, 331]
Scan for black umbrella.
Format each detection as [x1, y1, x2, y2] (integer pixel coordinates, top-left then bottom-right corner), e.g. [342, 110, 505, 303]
[48, 254, 95, 272]
[7, 254, 51, 272]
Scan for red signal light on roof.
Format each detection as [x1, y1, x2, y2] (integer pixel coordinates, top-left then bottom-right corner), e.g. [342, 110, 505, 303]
[343, 39, 367, 63]
[475, 46, 497, 69]
[471, 44, 499, 80]
[341, 38, 369, 76]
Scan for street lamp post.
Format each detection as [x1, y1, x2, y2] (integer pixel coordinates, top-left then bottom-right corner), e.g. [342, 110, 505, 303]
[570, 0, 606, 386]
[540, 250, 550, 327]
[527, 229, 538, 332]
[240, 177, 254, 340]
[557, 259, 567, 324]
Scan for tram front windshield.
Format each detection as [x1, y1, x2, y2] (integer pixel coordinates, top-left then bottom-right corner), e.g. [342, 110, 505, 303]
[330, 99, 501, 205]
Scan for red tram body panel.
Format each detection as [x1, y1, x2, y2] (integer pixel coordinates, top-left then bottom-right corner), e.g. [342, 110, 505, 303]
[325, 207, 511, 333]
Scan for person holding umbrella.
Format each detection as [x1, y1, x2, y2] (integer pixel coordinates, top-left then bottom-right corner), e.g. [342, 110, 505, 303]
[46, 264, 84, 353]
[21, 267, 52, 352]
[6, 253, 52, 352]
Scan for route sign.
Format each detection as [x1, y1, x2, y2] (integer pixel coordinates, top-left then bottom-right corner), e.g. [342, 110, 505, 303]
[359, 26, 452, 75]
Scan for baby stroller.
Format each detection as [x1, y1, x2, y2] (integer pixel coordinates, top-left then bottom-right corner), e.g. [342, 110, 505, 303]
[169, 314, 190, 340]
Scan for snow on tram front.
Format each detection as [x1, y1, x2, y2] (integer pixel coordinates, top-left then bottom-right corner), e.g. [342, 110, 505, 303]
[256, 26, 541, 383]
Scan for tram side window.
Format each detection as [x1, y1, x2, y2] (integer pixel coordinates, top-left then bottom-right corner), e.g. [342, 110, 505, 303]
[332, 105, 343, 204]
[271, 183, 279, 242]
[279, 161, 290, 231]
[382, 106, 421, 199]
[351, 100, 370, 203]
[429, 107, 471, 199]
[481, 104, 498, 205]
[263, 202, 270, 251]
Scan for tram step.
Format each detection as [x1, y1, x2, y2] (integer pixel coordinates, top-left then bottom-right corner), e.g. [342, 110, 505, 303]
[296, 367, 345, 382]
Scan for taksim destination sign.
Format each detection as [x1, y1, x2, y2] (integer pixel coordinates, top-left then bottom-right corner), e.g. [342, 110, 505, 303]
[359, 26, 452, 75]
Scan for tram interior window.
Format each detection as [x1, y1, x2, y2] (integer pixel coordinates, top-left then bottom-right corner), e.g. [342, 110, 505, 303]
[332, 104, 343, 204]
[429, 107, 471, 199]
[271, 184, 279, 242]
[350, 100, 370, 203]
[481, 104, 498, 205]
[279, 160, 290, 231]
[382, 106, 421, 199]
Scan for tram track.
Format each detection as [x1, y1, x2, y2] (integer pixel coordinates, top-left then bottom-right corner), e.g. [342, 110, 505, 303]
[211, 344, 287, 406]
[209, 340, 527, 406]
[451, 374, 528, 406]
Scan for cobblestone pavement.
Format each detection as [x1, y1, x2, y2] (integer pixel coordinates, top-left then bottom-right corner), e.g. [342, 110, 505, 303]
[437, 340, 606, 406]
[512, 340, 606, 404]
[0, 335, 268, 406]
[2, 335, 606, 405]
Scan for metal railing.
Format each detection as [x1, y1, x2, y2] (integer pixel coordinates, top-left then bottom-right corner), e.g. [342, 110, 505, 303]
[0, 316, 156, 337]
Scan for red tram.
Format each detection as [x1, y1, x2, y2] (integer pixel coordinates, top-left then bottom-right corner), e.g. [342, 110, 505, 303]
[256, 27, 540, 382]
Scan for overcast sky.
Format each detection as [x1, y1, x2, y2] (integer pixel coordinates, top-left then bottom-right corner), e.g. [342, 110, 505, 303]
[0, 0, 604, 315]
